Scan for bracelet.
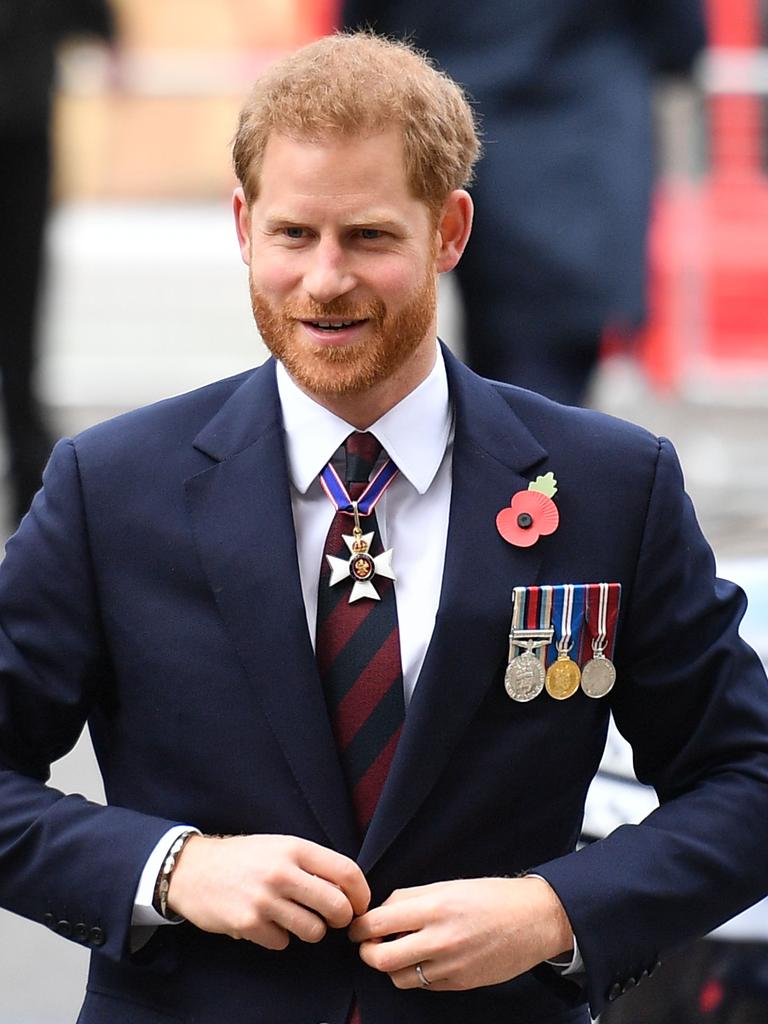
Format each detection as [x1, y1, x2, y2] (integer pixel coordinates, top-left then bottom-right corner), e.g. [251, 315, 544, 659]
[154, 830, 197, 922]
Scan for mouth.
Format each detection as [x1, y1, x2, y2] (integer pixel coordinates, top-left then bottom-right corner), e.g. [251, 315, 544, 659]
[299, 318, 369, 345]
[302, 319, 366, 332]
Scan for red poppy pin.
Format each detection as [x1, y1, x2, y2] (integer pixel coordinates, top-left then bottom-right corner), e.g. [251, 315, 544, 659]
[496, 472, 559, 548]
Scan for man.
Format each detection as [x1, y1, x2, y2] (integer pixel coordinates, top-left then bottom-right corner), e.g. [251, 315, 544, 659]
[342, 0, 707, 405]
[0, 32, 766, 1024]
[0, 0, 116, 523]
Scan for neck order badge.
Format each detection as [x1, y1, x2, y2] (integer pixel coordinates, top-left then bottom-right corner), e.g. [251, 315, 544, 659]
[316, 433, 405, 833]
[319, 448, 399, 603]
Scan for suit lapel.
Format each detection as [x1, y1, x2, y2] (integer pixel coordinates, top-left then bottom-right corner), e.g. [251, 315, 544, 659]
[360, 348, 549, 870]
[185, 361, 359, 856]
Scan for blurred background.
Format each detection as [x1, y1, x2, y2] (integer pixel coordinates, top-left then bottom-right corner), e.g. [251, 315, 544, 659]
[0, 0, 766, 1021]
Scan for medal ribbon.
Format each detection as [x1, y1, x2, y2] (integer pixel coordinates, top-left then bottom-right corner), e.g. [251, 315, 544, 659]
[585, 582, 621, 659]
[509, 587, 553, 665]
[551, 584, 586, 657]
[320, 458, 399, 517]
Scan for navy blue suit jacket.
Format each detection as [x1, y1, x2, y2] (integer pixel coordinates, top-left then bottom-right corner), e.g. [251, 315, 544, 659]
[0, 349, 766, 1023]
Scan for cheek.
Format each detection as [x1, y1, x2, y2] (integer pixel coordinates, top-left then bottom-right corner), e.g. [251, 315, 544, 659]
[250, 251, 301, 298]
[253, 264, 299, 299]
[368, 259, 426, 304]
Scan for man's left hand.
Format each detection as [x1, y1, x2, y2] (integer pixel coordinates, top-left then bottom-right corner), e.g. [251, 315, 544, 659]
[348, 876, 573, 991]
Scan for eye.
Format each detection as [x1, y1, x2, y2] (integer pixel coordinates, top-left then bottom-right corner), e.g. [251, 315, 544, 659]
[359, 229, 383, 240]
[284, 227, 306, 239]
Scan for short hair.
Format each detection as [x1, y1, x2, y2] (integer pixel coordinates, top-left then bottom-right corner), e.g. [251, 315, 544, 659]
[232, 31, 481, 215]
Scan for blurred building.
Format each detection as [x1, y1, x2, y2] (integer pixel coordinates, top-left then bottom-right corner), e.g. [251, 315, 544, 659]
[54, 0, 335, 202]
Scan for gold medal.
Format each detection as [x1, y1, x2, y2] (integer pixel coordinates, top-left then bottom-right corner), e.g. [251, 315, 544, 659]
[545, 583, 581, 700]
[545, 651, 581, 700]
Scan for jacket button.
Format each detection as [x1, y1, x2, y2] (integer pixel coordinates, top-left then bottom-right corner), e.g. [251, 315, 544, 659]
[43, 913, 55, 929]
[608, 982, 622, 1001]
[89, 926, 106, 946]
[56, 919, 73, 937]
[73, 923, 89, 942]
[649, 958, 661, 975]
[623, 976, 637, 992]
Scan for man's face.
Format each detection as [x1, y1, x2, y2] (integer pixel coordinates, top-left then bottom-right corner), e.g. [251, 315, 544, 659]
[235, 130, 441, 401]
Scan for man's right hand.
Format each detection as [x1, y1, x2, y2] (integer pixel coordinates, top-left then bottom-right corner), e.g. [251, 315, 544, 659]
[167, 834, 370, 949]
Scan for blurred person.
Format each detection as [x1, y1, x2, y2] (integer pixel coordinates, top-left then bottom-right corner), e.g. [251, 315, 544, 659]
[0, 0, 115, 524]
[342, 0, 707, 405]
[0, 31, 767, 1024]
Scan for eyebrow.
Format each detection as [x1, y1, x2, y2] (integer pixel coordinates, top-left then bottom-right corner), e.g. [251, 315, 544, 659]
[262, 212, 409, 233]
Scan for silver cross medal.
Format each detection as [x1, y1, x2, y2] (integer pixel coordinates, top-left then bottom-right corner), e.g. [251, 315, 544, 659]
[326, 500, 396, 603]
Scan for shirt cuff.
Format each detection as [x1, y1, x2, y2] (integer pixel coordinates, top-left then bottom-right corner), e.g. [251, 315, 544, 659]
[547, 939, 584, 975]
[131, 825, 200, 927]
[525, 872, 583, 976]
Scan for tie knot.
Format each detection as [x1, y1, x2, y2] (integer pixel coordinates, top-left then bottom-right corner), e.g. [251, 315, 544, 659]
[344, 432, 382, 487]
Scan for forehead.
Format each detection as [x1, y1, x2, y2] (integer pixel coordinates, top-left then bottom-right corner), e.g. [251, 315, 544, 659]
[253, 130, 426, 223]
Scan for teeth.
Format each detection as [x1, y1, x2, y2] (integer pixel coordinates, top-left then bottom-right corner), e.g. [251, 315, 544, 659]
[312, 320, 358, 330]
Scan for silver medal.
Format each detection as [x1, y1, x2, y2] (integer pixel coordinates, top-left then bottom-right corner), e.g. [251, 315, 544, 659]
[581, 653, 616, 698]
[581, 582, 616, 698]
[505, 650, 546, 702]
[505, 592, 552, 703]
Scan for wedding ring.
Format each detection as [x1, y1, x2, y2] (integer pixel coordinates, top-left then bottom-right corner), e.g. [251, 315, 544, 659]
[415, 962, 431, 987]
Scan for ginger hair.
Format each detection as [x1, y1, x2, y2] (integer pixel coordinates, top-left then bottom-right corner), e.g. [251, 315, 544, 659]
[232, 31, 481, 216]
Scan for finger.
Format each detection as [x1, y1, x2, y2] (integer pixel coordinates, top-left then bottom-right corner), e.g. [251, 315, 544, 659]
[387, 961, 443, 991]
[349, 899, 428, 942]
[284, 871, 357, 929]
[295, 841, 371, 916]
[358, 932, 434, 975]
[381, 884, 437, 906]
[240, 919, 290, 950]
[270, 897, 328, 944]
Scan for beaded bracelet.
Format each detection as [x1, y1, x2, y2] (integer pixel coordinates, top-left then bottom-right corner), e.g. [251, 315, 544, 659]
[154, 830, 197, 921]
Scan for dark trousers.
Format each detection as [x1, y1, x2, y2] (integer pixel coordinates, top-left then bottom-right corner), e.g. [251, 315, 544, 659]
[0, 130, 54, 522]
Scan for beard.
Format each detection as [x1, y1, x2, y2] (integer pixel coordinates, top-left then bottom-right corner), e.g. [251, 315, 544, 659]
[249, 268, 437, 398]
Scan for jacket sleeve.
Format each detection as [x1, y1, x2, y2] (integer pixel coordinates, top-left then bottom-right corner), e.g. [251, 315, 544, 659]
[0, 440, 180, 961]
[533, 437, 768, 1017]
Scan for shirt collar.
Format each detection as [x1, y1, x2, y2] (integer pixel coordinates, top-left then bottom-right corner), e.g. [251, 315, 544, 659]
[276, 343, 452, 496]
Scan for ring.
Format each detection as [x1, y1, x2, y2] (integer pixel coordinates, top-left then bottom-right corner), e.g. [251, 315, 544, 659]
[415, 963, 431, 987]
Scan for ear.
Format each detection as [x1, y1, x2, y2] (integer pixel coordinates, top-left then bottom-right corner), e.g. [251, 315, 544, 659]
[233, 187, 252, 265]
[434, 190, 473, 274]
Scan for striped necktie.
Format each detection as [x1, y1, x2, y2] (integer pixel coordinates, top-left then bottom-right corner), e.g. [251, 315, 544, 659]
[316, 431, 405, 834]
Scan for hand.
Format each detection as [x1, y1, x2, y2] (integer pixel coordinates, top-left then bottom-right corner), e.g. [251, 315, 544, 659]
[349, 876, 573, 991]
[167, 834, 370, 950]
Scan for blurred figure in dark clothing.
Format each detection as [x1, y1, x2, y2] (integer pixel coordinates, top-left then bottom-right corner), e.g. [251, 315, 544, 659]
[597, 939, 768, 1024]
[342, 0, 706, 405]
[0, 0, 115, 523]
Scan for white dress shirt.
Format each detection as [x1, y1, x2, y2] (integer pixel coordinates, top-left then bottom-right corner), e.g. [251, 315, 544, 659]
[133, 344, 453, 924]
[277, 345, 453, 700]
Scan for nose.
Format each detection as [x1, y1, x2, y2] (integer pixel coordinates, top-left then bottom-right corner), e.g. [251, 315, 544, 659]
[303, 239, 357, 304]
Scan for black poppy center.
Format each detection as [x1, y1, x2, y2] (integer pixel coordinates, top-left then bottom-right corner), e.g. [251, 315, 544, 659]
[517, 512, 534, 529]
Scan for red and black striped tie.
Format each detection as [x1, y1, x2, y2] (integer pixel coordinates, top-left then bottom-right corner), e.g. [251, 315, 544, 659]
[316, 431, 405, 835]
